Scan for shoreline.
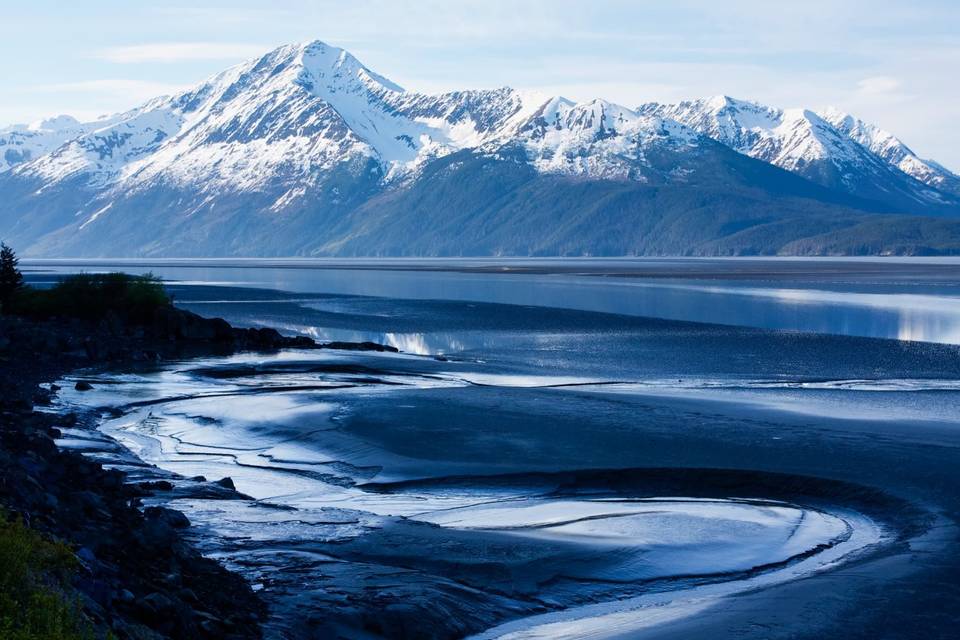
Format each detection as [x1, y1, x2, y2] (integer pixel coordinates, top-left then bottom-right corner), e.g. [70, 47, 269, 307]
[0, 303, 396, 639]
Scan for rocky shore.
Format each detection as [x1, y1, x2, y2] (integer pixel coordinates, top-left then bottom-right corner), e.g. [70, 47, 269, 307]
[0, 303, 395, 639]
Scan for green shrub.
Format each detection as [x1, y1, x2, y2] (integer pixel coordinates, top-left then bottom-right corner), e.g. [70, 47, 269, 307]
[0, 509, 93, 640]
[10, 272, 170, 323]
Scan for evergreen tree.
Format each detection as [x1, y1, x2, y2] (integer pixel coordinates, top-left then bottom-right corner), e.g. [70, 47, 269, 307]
[0, 242, 24, 306]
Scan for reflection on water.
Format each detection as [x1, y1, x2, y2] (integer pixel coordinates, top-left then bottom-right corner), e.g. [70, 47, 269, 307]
[21, 258, 960, 344]
[644, 282, 960, 344]
[268, 323, 472, 355]
[897, 310, 960, 344]
[383, 332, 467, 355]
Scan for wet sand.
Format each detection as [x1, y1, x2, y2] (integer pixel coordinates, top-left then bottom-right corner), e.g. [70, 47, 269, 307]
[54, 341, 960, 639]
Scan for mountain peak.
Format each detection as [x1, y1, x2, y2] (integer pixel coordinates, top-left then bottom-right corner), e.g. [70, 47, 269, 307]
[294, 39, 405, 94]
[701, 95, 773, 115]
[27, 115, 81, 132]
[818, 105, 854, 127]
[705, 95, 735, 110]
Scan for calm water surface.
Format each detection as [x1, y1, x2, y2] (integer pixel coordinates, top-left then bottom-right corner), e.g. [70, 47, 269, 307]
[21, 257, 960, 344]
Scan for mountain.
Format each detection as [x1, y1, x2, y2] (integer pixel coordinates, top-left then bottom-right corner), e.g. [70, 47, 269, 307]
[637, 96, 960, 214]
[817, 107, 960, 198]
[1, 39, 960, 257]
[0, 115, 117, 172]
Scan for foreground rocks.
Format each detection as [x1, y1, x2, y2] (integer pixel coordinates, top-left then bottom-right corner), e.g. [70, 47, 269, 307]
[0, 304, 394, 639]
[0, 404, 264, 639]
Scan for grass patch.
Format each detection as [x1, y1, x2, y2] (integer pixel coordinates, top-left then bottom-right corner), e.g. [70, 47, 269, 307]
[0, 509, 93, 640]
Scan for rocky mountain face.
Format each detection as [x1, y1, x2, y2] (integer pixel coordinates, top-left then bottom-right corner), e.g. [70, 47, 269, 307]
[638, 97, 960, 212]
[818, 107, 960, 198]
[1, 40, 959, 257]
[0, 115, 100, 172]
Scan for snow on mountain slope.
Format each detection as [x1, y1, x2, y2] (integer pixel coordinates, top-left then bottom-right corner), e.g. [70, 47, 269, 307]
[0, 115, 119, 172]
[6, 39, 712, 217]
[23, 101, 182, 188]
[638, 96, 958, 213]
[818, 107, 960, 197]
[9, 42, 543, 210]
[496, 97, 699, 180]
[15, 42, 427, 195]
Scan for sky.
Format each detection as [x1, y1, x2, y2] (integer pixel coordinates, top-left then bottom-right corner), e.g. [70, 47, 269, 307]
[2, 0, 958, 170]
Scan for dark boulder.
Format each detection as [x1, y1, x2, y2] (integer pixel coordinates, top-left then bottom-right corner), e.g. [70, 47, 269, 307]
[136, 480, 174, 492]
[144, 506, 190, 529]
[323, 341, 400, 352]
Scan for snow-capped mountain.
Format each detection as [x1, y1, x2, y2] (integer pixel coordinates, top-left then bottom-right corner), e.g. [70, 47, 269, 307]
[637, 96, 959, 213]
[817, 107, 960, 198]
[1, 40, 959, 257]
[8, 41, 705, 200]
[0, 115, 111, 172]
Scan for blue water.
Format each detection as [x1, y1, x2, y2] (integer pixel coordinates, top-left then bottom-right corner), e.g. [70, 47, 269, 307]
[44, 258, 960, 638]
[22, 257, 960, 344]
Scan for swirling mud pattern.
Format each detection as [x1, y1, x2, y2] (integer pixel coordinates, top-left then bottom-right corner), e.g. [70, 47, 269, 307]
[54, 344, 951, 640]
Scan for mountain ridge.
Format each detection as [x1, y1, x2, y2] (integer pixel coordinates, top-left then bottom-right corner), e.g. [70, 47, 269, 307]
[2, 39, 960, 257]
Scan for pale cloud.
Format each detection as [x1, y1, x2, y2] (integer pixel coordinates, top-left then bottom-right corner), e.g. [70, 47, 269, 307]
[94, 42, 268, 64]
[147, 7, 297, 24]
[857, 76, 902, 95]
